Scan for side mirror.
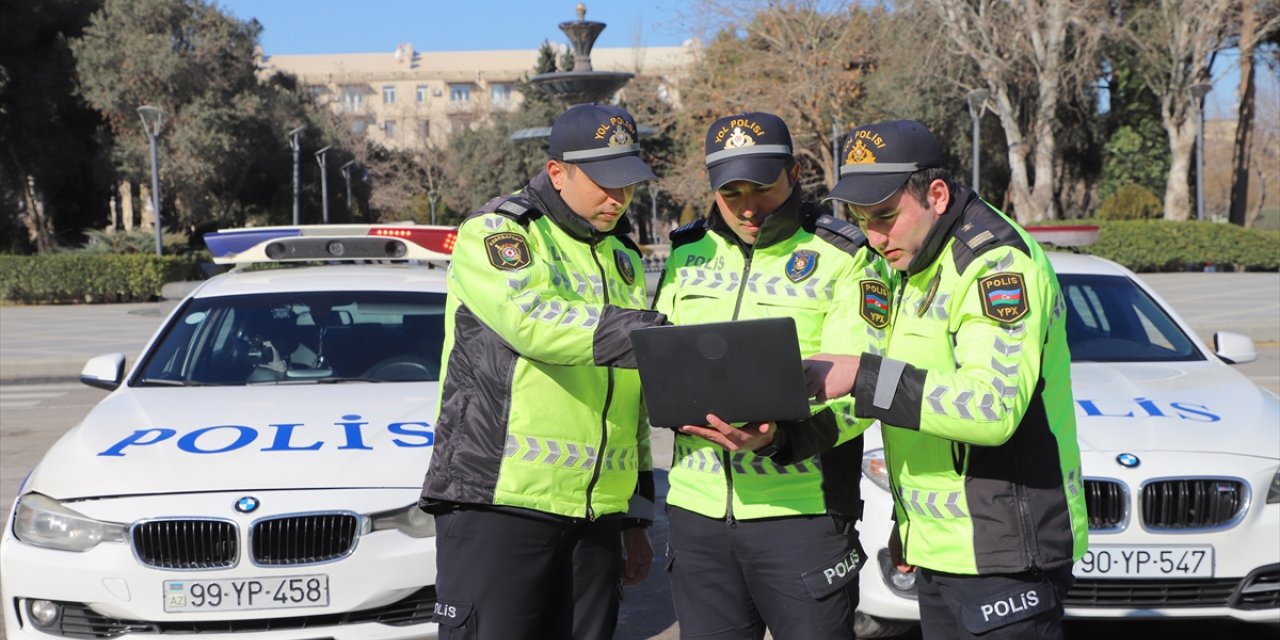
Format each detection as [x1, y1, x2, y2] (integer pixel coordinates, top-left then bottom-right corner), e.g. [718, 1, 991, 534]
[1213, 331, 1257, 365]
[80, 353, 126, 391]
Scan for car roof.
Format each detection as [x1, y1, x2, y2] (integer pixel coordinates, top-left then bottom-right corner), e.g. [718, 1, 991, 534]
[191, 263, 450, 299]
[1046, 251, 1130, 278]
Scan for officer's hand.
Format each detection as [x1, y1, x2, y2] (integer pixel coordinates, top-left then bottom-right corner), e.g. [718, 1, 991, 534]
[804, 354, 860, 402]
[888, 519, 914, 573]
[621, 527, 653, 587]
[679, 414, 776, 452]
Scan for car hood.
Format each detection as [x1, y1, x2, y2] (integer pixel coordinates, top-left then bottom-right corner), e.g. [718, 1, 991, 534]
[24, 384, 438, 501]
[1071, 360, 1278, 458]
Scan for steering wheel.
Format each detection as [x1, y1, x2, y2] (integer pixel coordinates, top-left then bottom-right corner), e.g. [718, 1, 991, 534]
[363, 356, 439, 381]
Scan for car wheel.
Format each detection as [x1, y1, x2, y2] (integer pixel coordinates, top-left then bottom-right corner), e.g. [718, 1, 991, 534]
[854, 610, 917, 638]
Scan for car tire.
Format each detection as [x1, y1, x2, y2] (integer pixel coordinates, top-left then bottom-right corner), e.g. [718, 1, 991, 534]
[853, 611, 917, 638]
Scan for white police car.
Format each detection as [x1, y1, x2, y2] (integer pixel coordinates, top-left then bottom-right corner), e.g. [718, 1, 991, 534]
[854, 251, 1280, 637]
[1, 225, 456, 639]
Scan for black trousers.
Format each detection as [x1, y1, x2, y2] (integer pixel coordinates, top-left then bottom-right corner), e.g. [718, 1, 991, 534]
[665, 505, 862, 640]
[432, 506, 623, 640]
[916, 565, 1075, 640]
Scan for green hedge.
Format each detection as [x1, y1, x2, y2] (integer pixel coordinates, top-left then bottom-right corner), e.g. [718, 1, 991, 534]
[1029, 220, 1280, 272]
[0, 254, 203, 304]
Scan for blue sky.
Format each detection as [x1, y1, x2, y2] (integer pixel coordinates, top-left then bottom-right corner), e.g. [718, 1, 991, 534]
[217, 0, 1265, 119]
[216, 0, 696, 53]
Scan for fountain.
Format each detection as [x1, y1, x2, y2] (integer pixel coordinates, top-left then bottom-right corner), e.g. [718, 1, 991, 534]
[511, 4, 637, 140]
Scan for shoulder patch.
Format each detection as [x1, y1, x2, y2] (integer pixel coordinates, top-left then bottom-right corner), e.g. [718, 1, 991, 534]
[670, 218, 709, 249]
[860, 280, 891, 329]
[978, 273, 1028, 323]
[814, 215, 869, 258]
[484, 232, 532, 271]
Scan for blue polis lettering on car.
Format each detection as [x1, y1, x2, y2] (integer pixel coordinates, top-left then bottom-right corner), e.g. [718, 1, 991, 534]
[1075, 398, 1221, 423]
[97, 415, 434, 457]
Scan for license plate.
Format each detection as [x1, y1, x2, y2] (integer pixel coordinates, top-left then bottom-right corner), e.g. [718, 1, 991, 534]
[163, 574, 330, 612]
[1073, 545, 1213, 579]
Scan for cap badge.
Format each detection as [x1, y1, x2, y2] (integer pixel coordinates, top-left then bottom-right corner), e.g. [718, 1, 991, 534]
[608, 127, 633, 147]
[846, 139, 876, 165]
[725, 126, 756, 150]
[785, 250, 818, 283]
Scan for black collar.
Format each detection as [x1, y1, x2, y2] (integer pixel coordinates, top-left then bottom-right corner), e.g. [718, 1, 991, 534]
[524, 169, 634, 244]
[708, 185, 805, 254]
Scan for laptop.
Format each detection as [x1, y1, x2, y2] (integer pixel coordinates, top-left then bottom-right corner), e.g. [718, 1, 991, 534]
[629, 317, 812, 429]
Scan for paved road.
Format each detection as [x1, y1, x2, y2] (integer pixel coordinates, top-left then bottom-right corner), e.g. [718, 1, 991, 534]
[1, 271, 1276, 639]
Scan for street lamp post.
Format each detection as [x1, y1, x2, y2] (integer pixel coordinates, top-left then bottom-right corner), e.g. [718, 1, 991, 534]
[137, 105, 165, 256]
[315, 146, 332, 224]
[340, 160, 355, 222]
[966, 89, 990, 192]
[1190, 82, 1212, 221]
[649, 183, 660, 244]
[288, 126, 304, 226]
[427, 190, 439, 226]
[831, 117, 841, 216]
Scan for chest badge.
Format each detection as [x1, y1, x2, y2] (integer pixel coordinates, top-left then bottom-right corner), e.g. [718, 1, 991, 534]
[484, 232, 531, 271]
[785, 250, 818, 283]
[979, 272, 1029, 323]
[860, 280, 890, 329]
[614, 249, 635, 285]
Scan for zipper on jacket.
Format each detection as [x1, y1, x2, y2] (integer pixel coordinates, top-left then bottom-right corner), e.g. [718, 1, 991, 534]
[718, 252, 755, 525]
[583, 235, 612, 521]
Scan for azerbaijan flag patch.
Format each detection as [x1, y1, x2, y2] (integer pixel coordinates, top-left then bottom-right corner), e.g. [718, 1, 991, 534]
[979, 273, 1028, 323]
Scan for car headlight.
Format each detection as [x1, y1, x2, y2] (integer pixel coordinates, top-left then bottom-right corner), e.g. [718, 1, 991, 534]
[12, 493, 126, 552]
[367, 503, 436, 538]
[863, 448, 891, 492]
[1268, 470, 1280, 504]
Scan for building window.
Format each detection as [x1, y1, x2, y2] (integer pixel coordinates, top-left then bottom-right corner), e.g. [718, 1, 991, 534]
[383, 85, 396, 105]
[449, 83, 471, 103]
[418, 119, 430, 141]
[416, 85, 429, 103]
[384, 120, 398, 139]
[490, 83, 512, 105]
[342, 88, 363, 112]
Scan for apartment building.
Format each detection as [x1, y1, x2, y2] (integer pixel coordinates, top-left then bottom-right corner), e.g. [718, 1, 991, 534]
[259, 42, 695, 152]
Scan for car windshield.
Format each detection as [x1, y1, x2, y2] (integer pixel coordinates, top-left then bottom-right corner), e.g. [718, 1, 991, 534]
[1059, 274, 1202, 363]
[135, 291, 447, 385]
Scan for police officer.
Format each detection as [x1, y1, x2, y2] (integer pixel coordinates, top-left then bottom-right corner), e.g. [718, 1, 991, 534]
[808, 120, 1089, 640]
[654, 112, 890, 639]
[421, 103, 667, 640]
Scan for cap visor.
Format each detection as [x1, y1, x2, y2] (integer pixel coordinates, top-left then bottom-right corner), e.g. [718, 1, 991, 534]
[822, 172, 910, 207]
[708, 157, 788, 191]
[578, 155, 657, 189]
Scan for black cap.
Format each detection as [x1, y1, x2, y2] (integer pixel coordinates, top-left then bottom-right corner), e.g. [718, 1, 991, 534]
[824, 120, 943, 206]
[704, 112, 793, 190]
[546, 103, 656, 188]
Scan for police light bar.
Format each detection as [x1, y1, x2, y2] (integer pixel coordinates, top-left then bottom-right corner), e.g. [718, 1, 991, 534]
[1025, 225, 1100, 247]
[204, 224, 457, 265]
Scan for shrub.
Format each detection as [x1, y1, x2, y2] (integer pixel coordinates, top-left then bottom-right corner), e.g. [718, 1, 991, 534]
[1067, 220, 1280, 272]
[0, 254, 203, 304]
[1096, 184, 1162, 220]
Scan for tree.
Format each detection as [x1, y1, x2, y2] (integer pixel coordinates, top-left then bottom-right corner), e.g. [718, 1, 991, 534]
[1122, 0, 1238, 221]
[70, 0, 276, 230]
[0, 0, 107, 253]
[1228, 0, 1280, 225]
[915, 0, 1107, 222]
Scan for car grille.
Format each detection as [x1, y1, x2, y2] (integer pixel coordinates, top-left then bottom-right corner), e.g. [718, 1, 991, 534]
[1066, 578, 1240, 608]
[27, 587, 436, 638]
[1083, 479, 1125, 530]
[1141, 478, 1245, 529]
[252, 513, 359, 565]
[131, 519, 237, 569]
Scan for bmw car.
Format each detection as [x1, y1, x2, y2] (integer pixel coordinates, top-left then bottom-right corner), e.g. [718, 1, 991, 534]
[1, 225, 456, 639]
[854, 251, 1280, 637]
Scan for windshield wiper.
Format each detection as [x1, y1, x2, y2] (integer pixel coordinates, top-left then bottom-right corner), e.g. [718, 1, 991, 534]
[135, 378, 214, 387]
[317, 376, 385, 384]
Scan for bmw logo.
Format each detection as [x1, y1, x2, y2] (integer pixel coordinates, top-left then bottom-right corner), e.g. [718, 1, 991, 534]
[1116, 453, 1140, 468]
[234, 496, 260, 513]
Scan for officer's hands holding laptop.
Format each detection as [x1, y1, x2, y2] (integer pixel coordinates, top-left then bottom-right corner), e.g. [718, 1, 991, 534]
[679, 416, 780, 452]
